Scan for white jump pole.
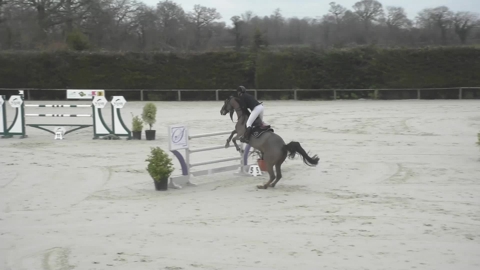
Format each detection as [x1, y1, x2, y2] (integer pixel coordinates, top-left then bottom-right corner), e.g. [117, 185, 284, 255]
[168, 125, 252, 189]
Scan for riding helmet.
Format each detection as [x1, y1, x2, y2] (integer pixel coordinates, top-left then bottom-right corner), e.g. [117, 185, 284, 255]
[237, 86, 246, 93]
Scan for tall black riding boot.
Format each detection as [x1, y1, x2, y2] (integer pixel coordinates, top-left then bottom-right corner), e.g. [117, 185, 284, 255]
[240, 126, 253, 143]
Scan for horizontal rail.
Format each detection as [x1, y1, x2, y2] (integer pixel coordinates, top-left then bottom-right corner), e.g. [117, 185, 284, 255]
[25, 104, 91, 108]
[190, 156, 240, 167]
[26, 124, 92, 127]
[190, 164, 241, 177]
[189, 131, 232, 139]
[1, 87, 479, 91]
[25, 114, 91, 117]
[2, 87, 478, 101]
[189, 145, 226, 153]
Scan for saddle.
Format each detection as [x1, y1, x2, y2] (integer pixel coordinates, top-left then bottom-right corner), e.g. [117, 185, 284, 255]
[250, 117, 274, 139]
[238, 102, 274, 139]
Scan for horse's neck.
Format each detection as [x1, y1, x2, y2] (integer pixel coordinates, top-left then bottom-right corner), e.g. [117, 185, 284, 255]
[232, 99, 247, 124]
[236, 110, 246, 123]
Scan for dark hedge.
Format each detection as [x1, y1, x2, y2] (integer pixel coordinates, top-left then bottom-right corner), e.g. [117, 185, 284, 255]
[0, 51, 254, 89]
[0, 46, 479, 92]
[255, 46, 480, 89]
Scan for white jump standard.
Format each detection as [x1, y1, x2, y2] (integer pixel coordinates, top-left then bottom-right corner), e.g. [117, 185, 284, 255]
[0, 95, 26, 138]
[168, 125, 252, 189]
[0, 94, 131, 139]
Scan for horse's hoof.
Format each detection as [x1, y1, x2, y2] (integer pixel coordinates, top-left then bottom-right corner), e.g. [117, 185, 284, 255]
[256, 185, 267, 189]
[225, 143, 230, 148]
[270, 184, 276, 188]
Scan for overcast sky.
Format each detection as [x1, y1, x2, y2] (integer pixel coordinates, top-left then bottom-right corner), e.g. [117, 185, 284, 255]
[141, 0, 479, 26]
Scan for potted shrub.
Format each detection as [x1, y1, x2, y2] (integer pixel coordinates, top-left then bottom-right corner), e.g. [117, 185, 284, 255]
[131, 115, 143, 140]
[249, 149, 267, 171]
[145, 147, 174, 191]
[142, 102, 157, 140]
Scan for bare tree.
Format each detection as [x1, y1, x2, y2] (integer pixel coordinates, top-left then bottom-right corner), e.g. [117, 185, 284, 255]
[0, 0, 12, 48]
[230, 15, 243, 50]
[416, 6, 454, 45]
[241, 10, 253, 23]
[60, 0, 92, 35]
[132, 3, 157, 50]
[0, 0, 7, 24]
[453, 11, 479, 44]
[269, 8, 283, 43]
[378, 6, 411, 45]
[328, 2, 347, 24]
[2, 0, 480, 52]
[352, 0, 384, 31]
[15, 0, 67, 43]
[187, 4, 221, 49]
[156, 0, 186, 49]
[286, 17, 309, 44]
[385, 6, 411, 29]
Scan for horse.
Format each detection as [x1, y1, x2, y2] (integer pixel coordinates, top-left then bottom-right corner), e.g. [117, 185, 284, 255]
[220, 96, 320, 189]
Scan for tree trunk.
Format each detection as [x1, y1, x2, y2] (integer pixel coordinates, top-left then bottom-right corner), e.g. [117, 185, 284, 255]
[440, 27, 447, 45]
[457, 30, 467, 44]
[36, 4, 48, 44]
[65, 0, 73, 34]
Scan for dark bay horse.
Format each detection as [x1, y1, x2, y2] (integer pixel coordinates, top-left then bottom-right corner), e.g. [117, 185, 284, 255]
[220, 96, 320, 189]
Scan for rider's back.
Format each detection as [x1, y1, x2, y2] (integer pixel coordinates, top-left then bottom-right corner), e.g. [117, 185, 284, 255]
[240, 92, 260, 111]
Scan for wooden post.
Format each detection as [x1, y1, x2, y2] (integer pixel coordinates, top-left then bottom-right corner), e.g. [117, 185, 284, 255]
[178, 90, 181, 101]
[417, 89, 421, 99]
[294, 90, 297, 100]
[140, 90, 144, 101]
[216, 90, 219, 101]
[333, 90, 337, 100]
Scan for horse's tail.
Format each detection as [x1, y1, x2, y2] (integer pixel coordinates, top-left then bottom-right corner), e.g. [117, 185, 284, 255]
[283, 141, 319, 167]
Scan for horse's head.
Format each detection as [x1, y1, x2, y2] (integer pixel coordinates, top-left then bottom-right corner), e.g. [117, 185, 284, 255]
[220, 96, 243, 122]
[220, 96, 233, 116]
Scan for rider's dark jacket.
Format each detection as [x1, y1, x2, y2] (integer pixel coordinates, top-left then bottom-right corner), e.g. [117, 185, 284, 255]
[239, 92, 260, 111]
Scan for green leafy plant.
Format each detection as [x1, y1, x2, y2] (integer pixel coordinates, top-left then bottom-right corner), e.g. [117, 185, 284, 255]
[145, 147, 174, 182]
[66, 29, 91, 51]
[142, 103, 157, 130]
[131, 115, 143, 132]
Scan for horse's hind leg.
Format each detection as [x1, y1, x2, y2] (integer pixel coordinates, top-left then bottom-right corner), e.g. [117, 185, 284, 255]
[270, 153, 287, 188]
[270, 164, 283, 188]
[257, 161, 275, 189]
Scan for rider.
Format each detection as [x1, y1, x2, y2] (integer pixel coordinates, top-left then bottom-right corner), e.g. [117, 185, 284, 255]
[236, 86, 268, 142]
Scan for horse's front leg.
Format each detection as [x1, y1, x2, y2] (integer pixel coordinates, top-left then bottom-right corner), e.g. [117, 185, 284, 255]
[231, 134, 243, 153]
[225, 130, 237, 148]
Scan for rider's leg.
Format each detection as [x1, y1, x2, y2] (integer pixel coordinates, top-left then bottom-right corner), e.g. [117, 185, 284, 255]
[246, 104, 264, 128]
[258, 109, 268, 126]
[242, 104, 264, 142]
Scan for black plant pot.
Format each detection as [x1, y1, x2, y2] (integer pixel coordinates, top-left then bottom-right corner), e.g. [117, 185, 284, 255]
[132, 131, 142, 140]
[154, 177, 168, 191]
[145, 130, 156, 140]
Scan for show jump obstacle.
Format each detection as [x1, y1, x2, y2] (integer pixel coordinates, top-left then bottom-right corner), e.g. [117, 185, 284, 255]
[0, 90, 131, 139]
[168, 125, 252, 189]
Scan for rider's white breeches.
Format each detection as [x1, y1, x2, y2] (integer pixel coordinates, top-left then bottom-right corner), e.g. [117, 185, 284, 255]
[247, 104, 266, 128]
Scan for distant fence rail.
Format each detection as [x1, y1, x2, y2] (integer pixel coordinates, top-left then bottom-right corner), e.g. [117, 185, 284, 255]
[0, 87, 479, 101]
